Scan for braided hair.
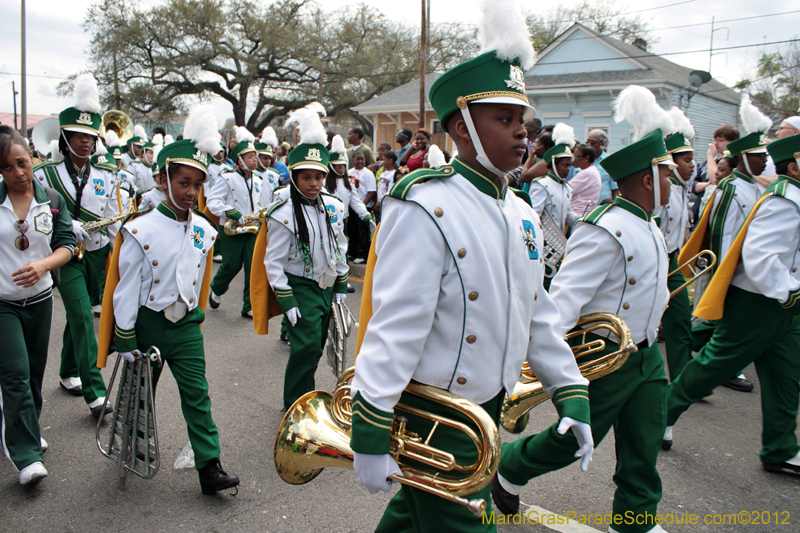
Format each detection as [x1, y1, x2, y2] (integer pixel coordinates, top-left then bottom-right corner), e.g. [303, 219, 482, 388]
[289, 170, 341, 274]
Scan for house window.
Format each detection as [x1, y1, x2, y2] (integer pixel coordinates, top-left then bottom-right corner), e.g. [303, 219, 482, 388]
[431, 120, 445, 134]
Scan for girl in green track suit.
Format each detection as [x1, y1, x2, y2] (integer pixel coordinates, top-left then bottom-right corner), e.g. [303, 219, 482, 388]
[0, 126, 75, 485]
[262, 103, 349, 410]
[108, 106, 239, 495]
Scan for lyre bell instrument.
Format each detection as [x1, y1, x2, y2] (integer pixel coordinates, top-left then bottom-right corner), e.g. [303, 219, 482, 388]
[96, 347, 162, 488]
[99, 110, 135, 148]
[74, 200, 135, 260]
[326, 300, 352, 377]
[539, 209, 568, 278]
[501, 312, 636, 434]
[274, 368, 501, 517]
[669, 250, 716, 298]
[223, 210, 263, 235]
[31, 117, 60, 159]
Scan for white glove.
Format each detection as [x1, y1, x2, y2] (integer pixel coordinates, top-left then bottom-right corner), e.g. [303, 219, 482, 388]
[285, 307, 302, 327]
[368, 219, 377, 233]
[119, 351, 136, 363]
[557, 416, 594, 472]
[72, 220, 89, 242]
[334, 293, 346, 304]
[353, 452, 402, 494]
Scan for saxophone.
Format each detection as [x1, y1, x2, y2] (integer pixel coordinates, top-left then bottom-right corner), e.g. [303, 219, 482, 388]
[223, 209, 264, 236]
[74, 201, 135, 261]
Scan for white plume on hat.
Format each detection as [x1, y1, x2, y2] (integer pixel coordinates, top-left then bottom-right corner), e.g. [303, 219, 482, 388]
[164, 134, 174, 146]
[286, 102, 328, 146]
[553, 123, 575, 146]
[133, 124, 148, 142]
[183, 105, 222, 156]
[478, 0, 536, 70]
[104, 130, 121, 148]
[261, 126, 278, 147]
[427, 144, 447, 169]
[330, 134, 346, 154]
[152, 145, 162, 162]
[95, 140, 108, 155]
[48, 140, 64, 162]
[740, 94, 773, 134]
[73, 74, 101, 113]
[667, 107, 695, 139]
[151, 133, 164, 147]
[234, 126, 255, 145]
[614, 85, 673, 141]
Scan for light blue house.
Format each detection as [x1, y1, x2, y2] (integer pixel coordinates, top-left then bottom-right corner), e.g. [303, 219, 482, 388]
[527, 23, 740, 152]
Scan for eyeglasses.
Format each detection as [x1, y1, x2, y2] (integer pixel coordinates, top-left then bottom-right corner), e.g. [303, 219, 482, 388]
[14, 219, 29, 251]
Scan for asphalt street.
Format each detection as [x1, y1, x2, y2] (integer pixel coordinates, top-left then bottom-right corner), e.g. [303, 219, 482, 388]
[2, 263, 800, 532]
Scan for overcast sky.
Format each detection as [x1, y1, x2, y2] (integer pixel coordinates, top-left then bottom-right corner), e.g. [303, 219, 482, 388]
[1, 0, 797, 126]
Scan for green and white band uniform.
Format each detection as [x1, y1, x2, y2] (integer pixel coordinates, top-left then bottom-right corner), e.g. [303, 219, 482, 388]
[0, 180, 75, 472]
[120, 125, 146, 169]
[255, 140, 280, 206]
[529, 123, 577, 233]
[207, 130, 263, 315]
[328, 139, 375, 230]
[666, 133, 800, 469]
[207, 148, 233, 192]
[138, 187, 166, 212]
[659, 111, 695, 380]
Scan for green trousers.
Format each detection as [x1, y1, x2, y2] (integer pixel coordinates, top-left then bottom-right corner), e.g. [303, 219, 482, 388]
[499, 340, 667, 533]
[58, 253, 107, 404]
[132, 307, 220, 470]
[376, 393, 504, 533]
[283, 274, 333, 409]
[210, 232, 255, 314]
[663, 253, 693, 380]
[86, 244, 109, 307]
[667, 286, 800, 464]
[0, 297, 52, 470]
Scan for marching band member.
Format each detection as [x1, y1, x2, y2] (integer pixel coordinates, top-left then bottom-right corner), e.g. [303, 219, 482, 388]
[128, 127, 157, 194]
[256, 127, 281, 206]
[99, 105, 239, 495]
[658, 108, 695, 380]
[493, 85, 673, 533]
[207, 126, 262, 318]
[326, 135, 375, 234]
[681, 95, 772, 393]
[136, 148, 167, 212]
[32, 74, 116, 418]
[664, 133, 800, 475]
[254, 103, 348, 409]
[528, 122, 577, 233]
[0, 126, 75, 484]
[120, 124, 146, 169]
[349, 3, 592, 530]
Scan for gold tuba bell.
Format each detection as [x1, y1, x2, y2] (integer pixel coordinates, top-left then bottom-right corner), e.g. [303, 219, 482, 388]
[501, 312, 637, 434]
[274, 368, 501, 517]
[99, 110, 135, 147]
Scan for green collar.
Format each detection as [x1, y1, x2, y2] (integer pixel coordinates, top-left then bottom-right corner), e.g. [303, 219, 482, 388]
[613, 196, 651, 222]
[451, 157, 504, 200]
[668, 175, 682, 187]
[546, 171, 564, 185]
[157, 201, 181, 221]
[777, 174, 800, 188]
[731, 169, 755, 184]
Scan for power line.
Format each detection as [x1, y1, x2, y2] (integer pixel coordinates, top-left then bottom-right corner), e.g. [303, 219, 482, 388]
[627, 0, 696, 14]
[0, 71, 68, 80]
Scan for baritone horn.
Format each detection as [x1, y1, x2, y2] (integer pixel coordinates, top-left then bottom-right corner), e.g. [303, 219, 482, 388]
[99, 110, 135, 147]
[274, 368, 500, 517]
[669, 250, 716, 298]
[501, 312, 637, 434]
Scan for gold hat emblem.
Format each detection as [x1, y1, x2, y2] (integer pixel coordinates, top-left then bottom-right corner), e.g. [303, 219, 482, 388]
[77, 112, 94, 125]
[98, 155, 108, 163]
[193, 150, 208, 165]
[505, 65, 525, 93]
[307, 148, 322, 162]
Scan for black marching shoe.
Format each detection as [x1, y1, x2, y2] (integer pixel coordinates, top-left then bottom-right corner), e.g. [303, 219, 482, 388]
[208, 292, 220, 310]
[490, 475, 519, 516]
[280, 333, 289, 343]
[199, 460, 240, 495]
[90, 402, 113, 420]
[722, 376, 754, 392]
[763, 461, 800, 475]
[661, 439, 673, 451]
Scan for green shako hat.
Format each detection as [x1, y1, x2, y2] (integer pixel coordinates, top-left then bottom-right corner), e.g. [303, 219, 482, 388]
[729, 94, 772, 157]
[600, 129, 673, 182]
[104, 130, 124, 160]
[156, 105, 221, 181]
[664, 106, 695, 154]
[59, 74, 102, 136]
[127, 124, 148, 147]
[90, 140, 116, 171]
[428, 0, 536, 177]
[230, 126, 257, 162]
[543, 123, 575, 164]
[767, 133, 800, 166]
[257, 126, 278, 156]
[328, 134, 347, 170]
[286, 102, 329, 173]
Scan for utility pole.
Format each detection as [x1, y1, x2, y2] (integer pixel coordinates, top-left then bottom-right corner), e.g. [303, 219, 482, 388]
[21, 0, 27, 138]
[418, 0, 427, 130]
[708, 16, 729, 76]
[12, 81, 19, 131]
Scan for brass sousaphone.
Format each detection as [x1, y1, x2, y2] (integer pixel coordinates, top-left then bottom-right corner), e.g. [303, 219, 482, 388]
[99, 110, 135, 147]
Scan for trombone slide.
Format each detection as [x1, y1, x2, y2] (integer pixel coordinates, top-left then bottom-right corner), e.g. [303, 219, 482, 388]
[669, 250, 716, 299]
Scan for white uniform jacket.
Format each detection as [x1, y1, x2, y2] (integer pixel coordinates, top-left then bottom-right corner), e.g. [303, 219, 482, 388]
[329, 177, 371, 221]
[113, 202, 217, 348]
[264, 194, 348, 309]
[552, 197, 670, 346]
[351, 159, 588, 416]
[34, 160, 121, 252]
[732, 176, 800, 304]
[128, 159, 156, 193]
[138, 188, 166, 212]
[708, 170, 760, 263]
[207, 169, 262, 225]
[657, 177, 689, 254]
[529, 172, 577, 233]
[258, 167, 281, 207]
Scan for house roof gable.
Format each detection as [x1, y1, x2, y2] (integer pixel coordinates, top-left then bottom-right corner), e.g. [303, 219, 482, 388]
[352, 72, 442, 113]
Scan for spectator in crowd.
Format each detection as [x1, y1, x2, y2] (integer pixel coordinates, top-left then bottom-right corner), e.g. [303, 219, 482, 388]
[369, 142, 392, 176]
[398, 128, 431, 175]
[585, 129, 617, 203]
[346, 127, 376, 168]
[272, 151, 291, 185]
[347, 152, 376, 263]
[519, 130, 555, 192]
[395, 128, 413, 163]
[691, 125, 739, 224]
[524, 118, 542, 153]
[507, 118, 544, 188]
[697, 155, 736, 220]
[375, 151, 398, 219]
[569, 143, 601, 217]
[763, 116, 800, 178]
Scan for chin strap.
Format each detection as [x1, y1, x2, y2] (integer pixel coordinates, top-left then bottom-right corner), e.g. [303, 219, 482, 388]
[652, 163, 662, 214]
[671, 167, 686, 186]
[459, 107, 507, 178]
[165, 164, 188, 212]
[742, 154, 755, 179]
[60, 130, 97, 160]
[290, 174, 323, 202]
